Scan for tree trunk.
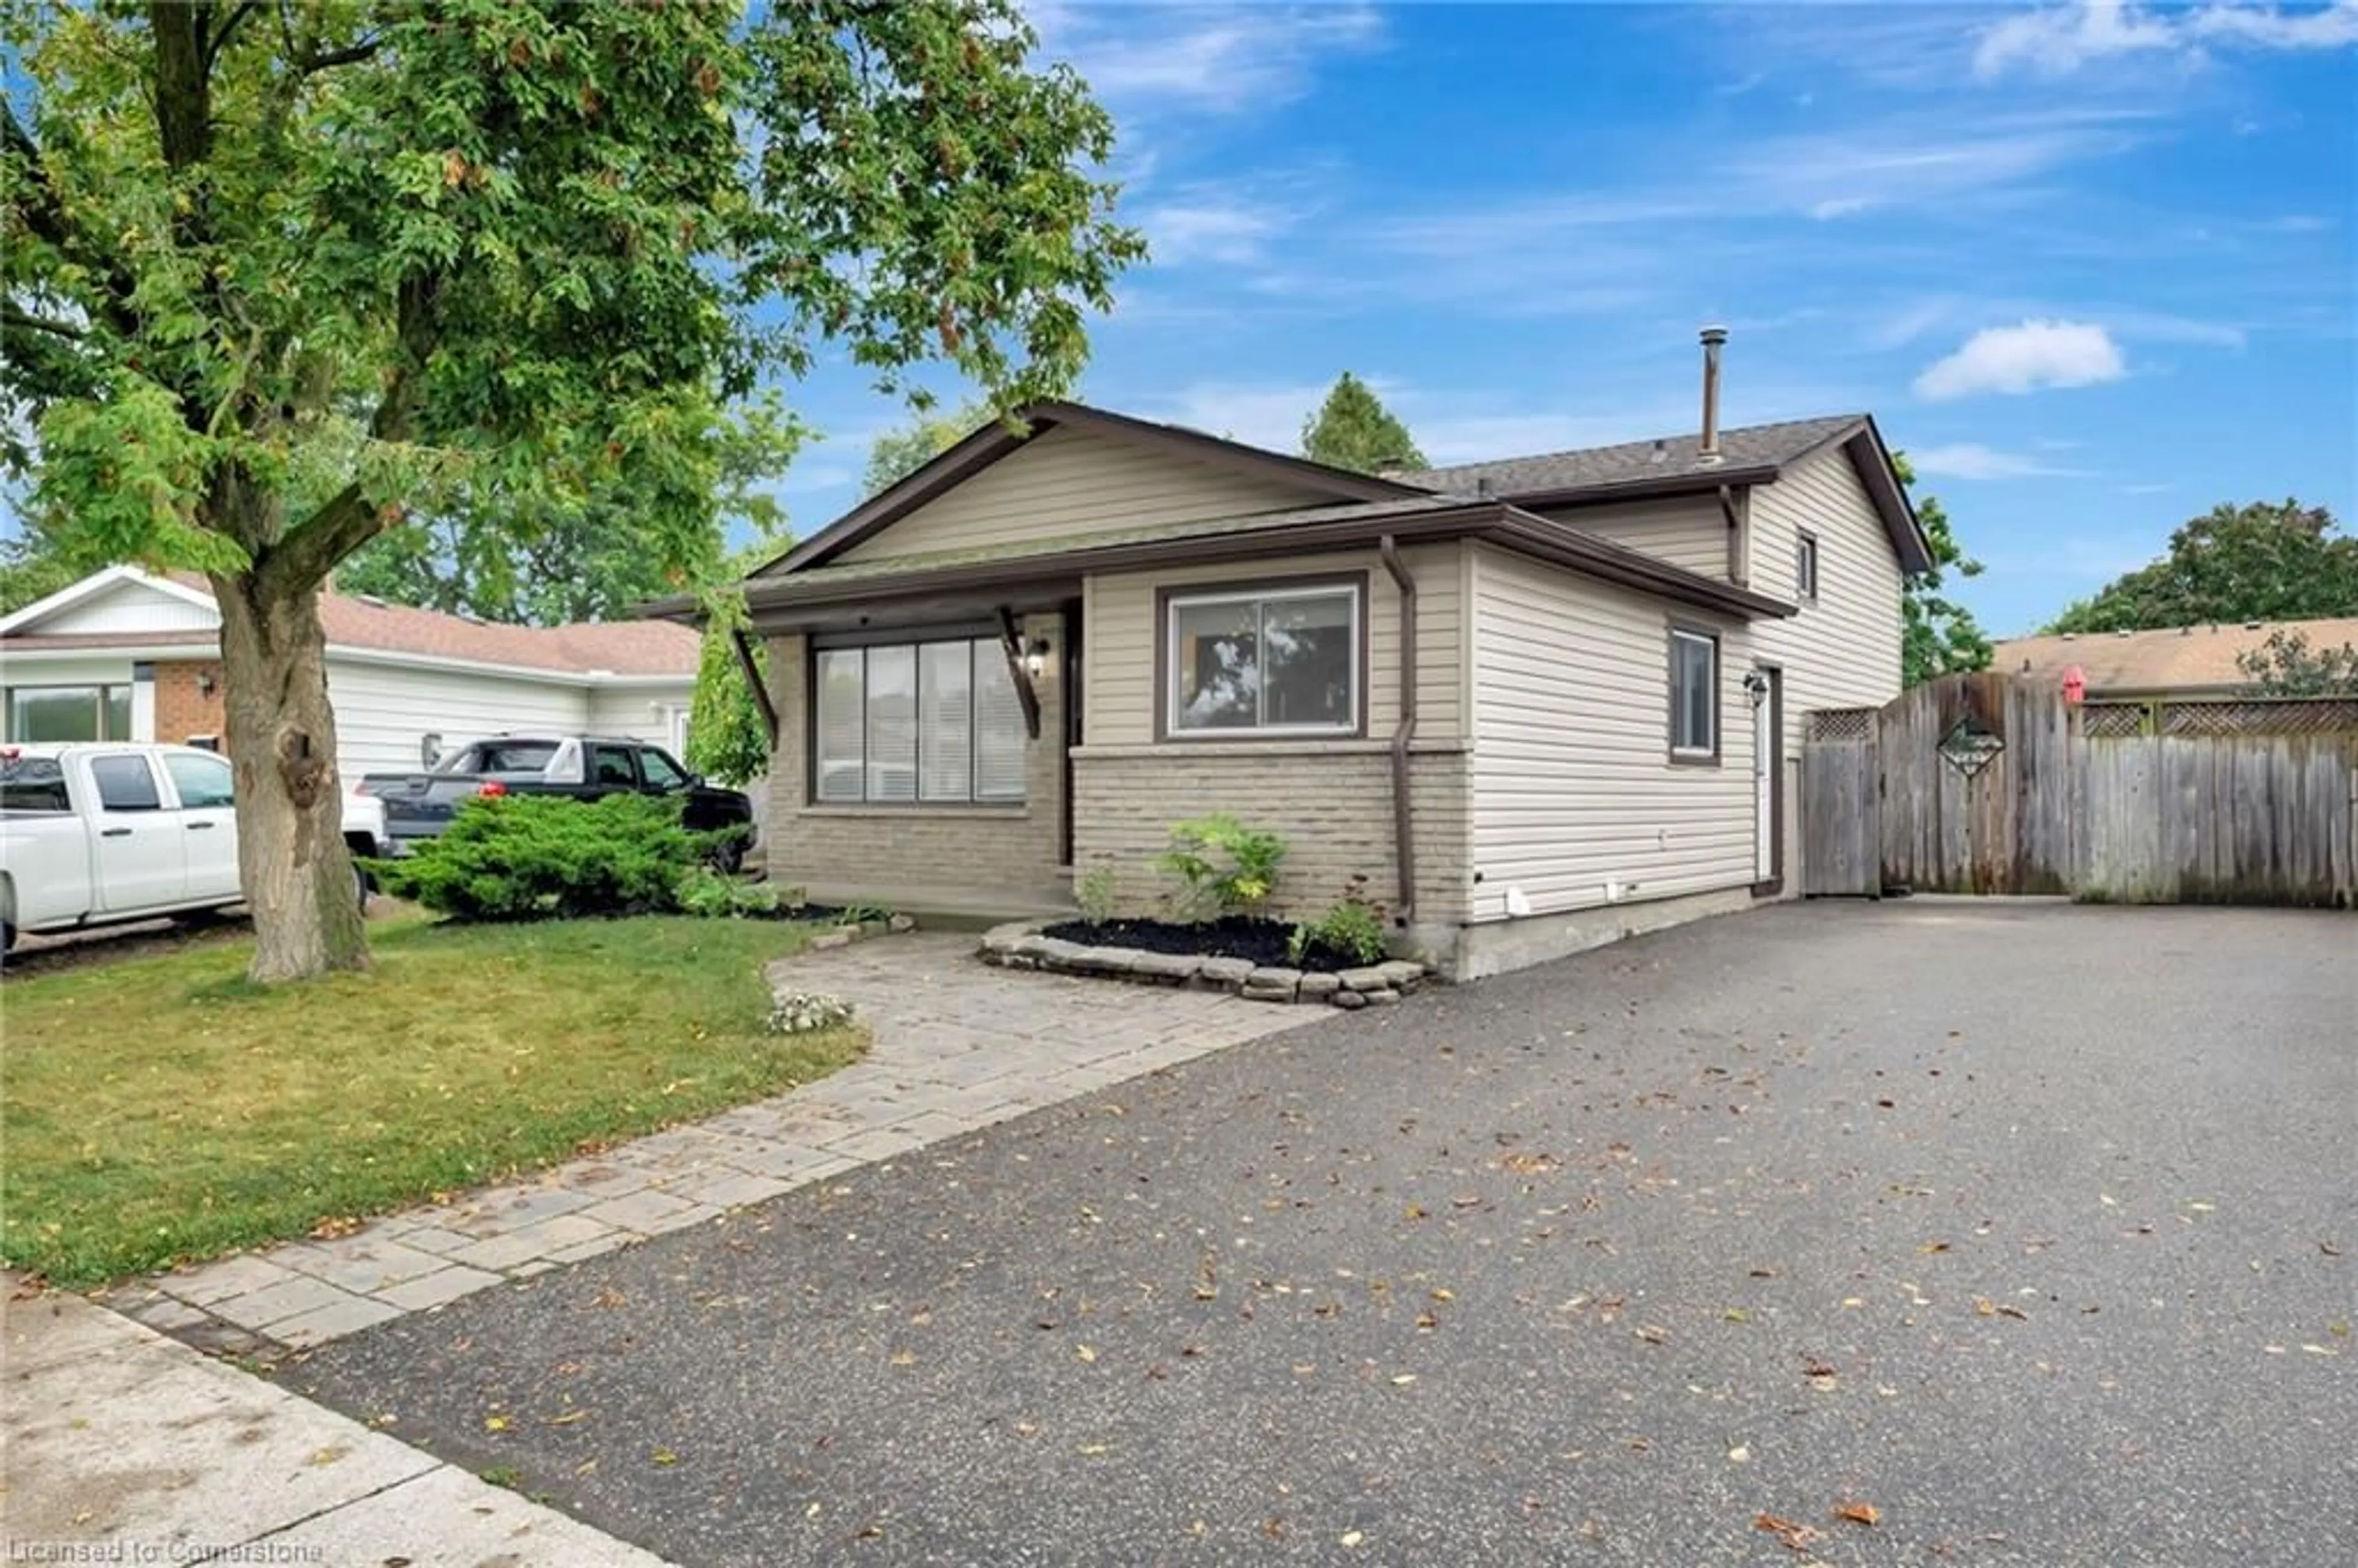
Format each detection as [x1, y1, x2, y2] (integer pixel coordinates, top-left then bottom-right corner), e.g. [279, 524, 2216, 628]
[214, 570, 370, 982]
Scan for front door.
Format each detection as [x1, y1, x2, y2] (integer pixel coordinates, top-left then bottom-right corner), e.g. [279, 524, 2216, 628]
[1752, 666, 1783, 890]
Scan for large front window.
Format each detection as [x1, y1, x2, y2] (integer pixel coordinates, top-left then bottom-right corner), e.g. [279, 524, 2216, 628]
[1166, 583, 1359, 736]
[4, 684, 133, 743]
[813, 635, 1026, 804]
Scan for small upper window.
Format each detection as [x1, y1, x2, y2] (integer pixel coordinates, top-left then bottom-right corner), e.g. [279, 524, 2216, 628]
[91, 753, 163, 811]
[163, 751, 235, 809]
[1668, 628, 1719, 762]
[1167, 583, 1360, 736]
[1796, 532, 1821, 602]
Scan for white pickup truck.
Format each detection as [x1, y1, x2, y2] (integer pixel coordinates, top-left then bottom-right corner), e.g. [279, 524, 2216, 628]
[0, 743, 388, 953]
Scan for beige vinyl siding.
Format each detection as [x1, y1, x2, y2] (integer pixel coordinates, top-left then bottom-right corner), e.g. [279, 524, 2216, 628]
[1081, 542, 1468, 747]
[838, 424, 1335, 565]
[1467, 545, 1756, 919]
[1533, 494, 1729, 580]
[1749, 443, 1905, 751]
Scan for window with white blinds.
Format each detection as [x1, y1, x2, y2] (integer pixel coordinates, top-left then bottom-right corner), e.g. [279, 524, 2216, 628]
[812, 636, 1028, 804]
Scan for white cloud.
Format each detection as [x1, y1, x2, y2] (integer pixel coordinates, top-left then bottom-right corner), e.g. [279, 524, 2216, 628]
[2189, 1, 2358, 49]
[1974, 1, 2179, 79]
[1905, 443, 2084, 480]
[1913, 320, 2128, 400]
[1808, 196, 1875, 220]
[1137, 200, 1287, 266]
[1974, 0, 2358, 78]
[1032, 2, 1385, 117]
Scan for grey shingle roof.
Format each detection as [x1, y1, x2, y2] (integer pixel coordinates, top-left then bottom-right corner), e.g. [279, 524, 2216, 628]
[1396, 414, 1867, 498]
[753, 494, 1482, 590]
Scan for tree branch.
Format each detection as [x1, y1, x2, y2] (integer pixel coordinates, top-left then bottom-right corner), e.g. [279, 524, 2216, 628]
[297, 36, 383, 76]
[150, 2, 212, 168]
[202, 1, 263, 72]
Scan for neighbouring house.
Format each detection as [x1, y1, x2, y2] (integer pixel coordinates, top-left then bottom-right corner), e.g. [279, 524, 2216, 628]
[0, 565, 701, 785]
[666, 332, 1929, 979]
[1994, 618, 2358, 699]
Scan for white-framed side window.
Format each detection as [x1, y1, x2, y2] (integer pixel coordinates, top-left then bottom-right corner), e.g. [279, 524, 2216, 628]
[1164, 580, 1361, 737]
[812, 635, 1025, 805]
[1668, 625, 1719, 764]
[1796, 531, 1821, 602]
[3, 683, 134, 743]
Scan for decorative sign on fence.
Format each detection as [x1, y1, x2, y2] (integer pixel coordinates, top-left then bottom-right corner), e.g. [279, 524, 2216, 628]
[1938, 716, 2006, 778]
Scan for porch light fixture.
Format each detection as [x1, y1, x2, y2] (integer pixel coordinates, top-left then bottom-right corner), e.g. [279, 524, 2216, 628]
[1024, 637, 1051, 680]
[1741, 669, 1770, 704]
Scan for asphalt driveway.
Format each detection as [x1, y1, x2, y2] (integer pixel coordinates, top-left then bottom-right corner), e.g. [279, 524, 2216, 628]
[287, 902, 2355, 1566]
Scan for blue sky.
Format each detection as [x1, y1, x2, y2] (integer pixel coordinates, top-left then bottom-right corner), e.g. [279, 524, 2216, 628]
[773, 1, 2358, 635]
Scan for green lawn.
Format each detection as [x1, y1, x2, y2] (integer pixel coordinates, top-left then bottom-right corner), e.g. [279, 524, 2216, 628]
[1, 915, 863, 1287]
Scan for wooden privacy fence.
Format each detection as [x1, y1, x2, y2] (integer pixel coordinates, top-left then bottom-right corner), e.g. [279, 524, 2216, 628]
[1802, 675, 2358, 907]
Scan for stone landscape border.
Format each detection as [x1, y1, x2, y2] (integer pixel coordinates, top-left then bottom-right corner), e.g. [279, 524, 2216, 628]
[807, 912, 917, 950]
[978, 920, 1430, 1007]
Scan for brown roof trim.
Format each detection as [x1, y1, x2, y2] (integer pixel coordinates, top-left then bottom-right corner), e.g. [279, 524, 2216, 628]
[1842, 418, 1934, 576]
[722, 499, 1788, 627]
[1490, 463, 1781, 510]
[762, 400, 1426, 578]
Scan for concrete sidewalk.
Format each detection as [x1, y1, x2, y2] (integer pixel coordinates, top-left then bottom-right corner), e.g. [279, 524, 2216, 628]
[0, 1282, 666, 1565]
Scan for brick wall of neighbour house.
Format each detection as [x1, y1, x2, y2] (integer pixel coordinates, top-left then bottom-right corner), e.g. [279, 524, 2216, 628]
[763, 615, 1068, 896]
[151, 659, 227, 750]
[1070, 747, 1472, 931]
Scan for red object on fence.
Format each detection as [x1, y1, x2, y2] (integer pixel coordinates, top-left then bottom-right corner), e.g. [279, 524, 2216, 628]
[2061, 665, 2086, 705]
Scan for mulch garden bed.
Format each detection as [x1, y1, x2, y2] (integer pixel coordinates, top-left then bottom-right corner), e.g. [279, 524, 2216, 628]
[1042, 915, 1367, 972]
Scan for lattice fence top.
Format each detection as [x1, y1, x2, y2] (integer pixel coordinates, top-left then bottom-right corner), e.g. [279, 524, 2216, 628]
[2081, 697, 2358, 738]
[1805, 707, 1877, 742]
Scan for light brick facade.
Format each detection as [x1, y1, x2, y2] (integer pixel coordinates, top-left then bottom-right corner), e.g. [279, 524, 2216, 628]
[1070, 744, 1472, 930]
[151, 659, 227, 750]
[763, 615, 1068, 898]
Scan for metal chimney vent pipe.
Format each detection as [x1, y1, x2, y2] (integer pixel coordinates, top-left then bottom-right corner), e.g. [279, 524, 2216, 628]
[1698, 325, 1728, 465]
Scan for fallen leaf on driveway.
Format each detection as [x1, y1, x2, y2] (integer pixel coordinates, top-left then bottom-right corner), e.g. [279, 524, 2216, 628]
[546, 1410, 590, 1427]
[1834, 1501, 1881, 1526]
[1634, 1324, 1669, 1344]
[1075, 1345, 1096, 1363]
[889, 1350, 916, 1366]
[483, 1415, 510, 1433]
[1391, 1373, 1417, 1386]
[1754, 1513, 1822, 1552]
[1339, 1531, 1365, 1547]
[651, 1447, 678, 1465]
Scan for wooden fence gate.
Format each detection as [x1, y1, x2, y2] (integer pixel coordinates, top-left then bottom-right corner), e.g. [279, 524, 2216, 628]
[1801, 673, 2358, 906]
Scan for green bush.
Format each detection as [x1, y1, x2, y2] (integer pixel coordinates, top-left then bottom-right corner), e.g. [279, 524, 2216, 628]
[1075, 862, 1119, 924]
[1157, 813, 1288, 917]
[1286, 877, 1390, 966]
[370, 793, 715, 922]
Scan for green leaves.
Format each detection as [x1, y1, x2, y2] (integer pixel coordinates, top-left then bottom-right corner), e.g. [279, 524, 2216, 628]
[2043, 500, 2358, 635]
[1302, 373, 1426, 475]
[1893, 452, 1993, 689]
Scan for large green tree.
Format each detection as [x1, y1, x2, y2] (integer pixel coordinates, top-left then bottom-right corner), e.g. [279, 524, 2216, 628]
[863, 397, 987, 496]
[2, 0, 1140, 980]
[1894, 454, 1992, 687]
[2044, 500, 2358, 633]
[1301, 371, 1425, 474]
[337, 394, 801, 624]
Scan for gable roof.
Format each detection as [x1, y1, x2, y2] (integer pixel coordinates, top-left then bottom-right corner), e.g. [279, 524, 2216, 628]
[720, 493, 1793, 625]
[1399, 414, 1930, 576]
[1, 566, 697, 680]
[763, 401, 1931, 588]
[1398, 414, 1864, 495]
[766, 400, 1425, 576]
[1994, 617, 2358, 694]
